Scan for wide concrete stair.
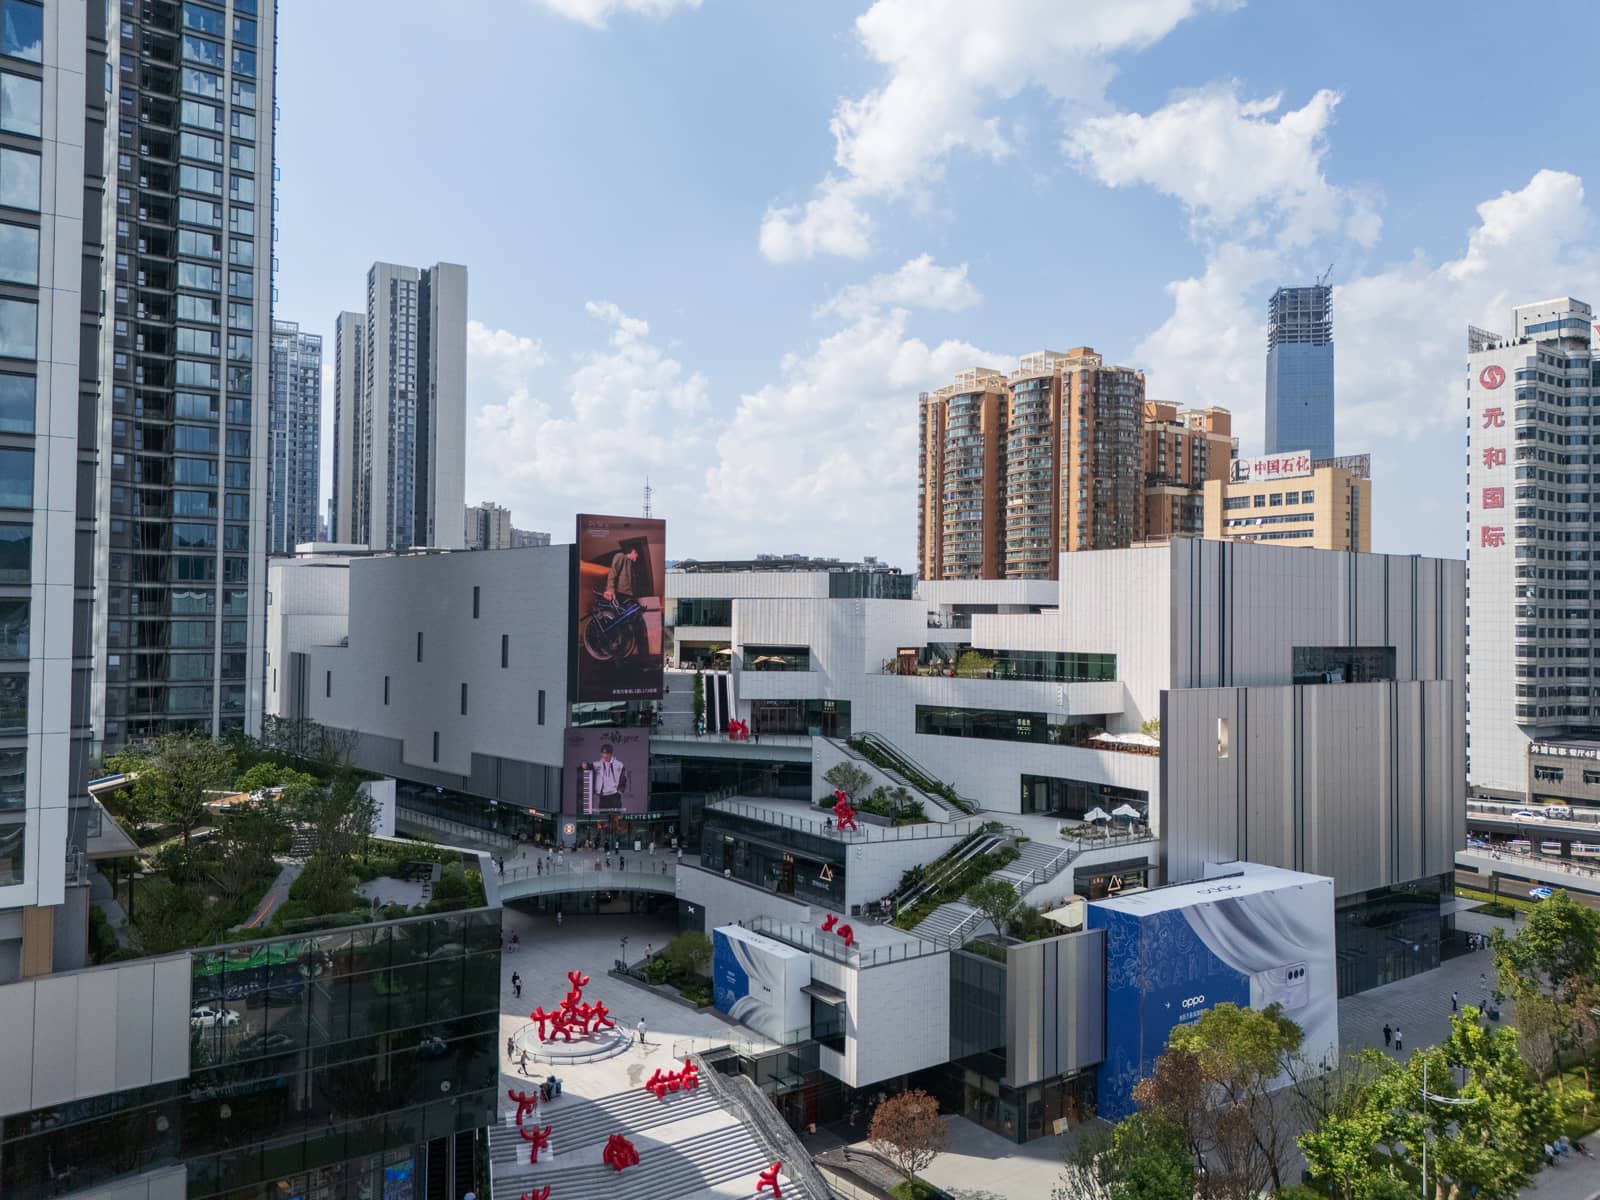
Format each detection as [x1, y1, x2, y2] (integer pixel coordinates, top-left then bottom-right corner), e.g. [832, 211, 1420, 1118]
[488, 1083, 820, 1200]
[991, 839, 1075, 896]
[911, 900, 986, 946]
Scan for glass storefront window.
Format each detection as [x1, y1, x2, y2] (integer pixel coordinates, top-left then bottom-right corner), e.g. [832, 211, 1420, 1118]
[750, 698, 850, 737]
[742, 645, 810, 672]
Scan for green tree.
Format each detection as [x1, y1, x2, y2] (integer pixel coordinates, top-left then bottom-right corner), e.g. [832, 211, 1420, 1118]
[964, 877, 1022, 939]
[1054, 1111, 1194, 1200]
[1164, 1002, 1304, 1195]
[1491, 889, 1600, 1087]
[106, 733, 237, 861]
[660, 931, 713, 978]
[823, 761, 872, 800]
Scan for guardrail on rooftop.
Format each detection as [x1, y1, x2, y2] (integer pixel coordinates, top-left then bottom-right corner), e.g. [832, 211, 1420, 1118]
[747, 915, 945, 966]
[707, 797, 985, 843]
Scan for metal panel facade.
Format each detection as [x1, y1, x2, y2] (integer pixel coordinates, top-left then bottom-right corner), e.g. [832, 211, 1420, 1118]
[1005, 929, 1105, 1087]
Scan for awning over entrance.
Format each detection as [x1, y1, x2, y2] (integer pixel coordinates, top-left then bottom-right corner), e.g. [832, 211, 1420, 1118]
[800, 980, 846, 1006]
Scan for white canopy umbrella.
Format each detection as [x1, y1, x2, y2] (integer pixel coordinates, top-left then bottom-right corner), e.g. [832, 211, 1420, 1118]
[1082, 807, 1110, 823]
[1111, 804, 1142, 821]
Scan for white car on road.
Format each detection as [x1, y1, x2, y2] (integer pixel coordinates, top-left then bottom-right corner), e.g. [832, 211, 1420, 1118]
[190, 1006, 240, 1029]
[1510, 810, 1543, 822]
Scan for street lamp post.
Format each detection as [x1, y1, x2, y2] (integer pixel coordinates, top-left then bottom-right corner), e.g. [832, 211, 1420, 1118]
[1420, 1057, 1483, 1199]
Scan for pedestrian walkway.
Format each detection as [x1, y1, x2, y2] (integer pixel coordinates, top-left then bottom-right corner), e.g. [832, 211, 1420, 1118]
[237, 859, 303, 930]
[492, 909, 803, 1200]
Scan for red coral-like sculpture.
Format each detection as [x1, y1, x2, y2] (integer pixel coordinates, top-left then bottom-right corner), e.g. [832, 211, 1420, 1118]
[756, 1161, 784, 1196]
[518, 1122, 553, 1165]
[602, 1133, 639, 1172]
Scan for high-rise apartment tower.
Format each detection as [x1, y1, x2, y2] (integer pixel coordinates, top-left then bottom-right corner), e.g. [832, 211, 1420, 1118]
[94, 0, 278, 745]
[267, 319, 321, 554]
[464, 500, 513, 550]
[918, 348, 1146, 580]
[332, 262, 466, 551]
[1142, 403, 1235, 541]
[1265, 284, 1334, 461]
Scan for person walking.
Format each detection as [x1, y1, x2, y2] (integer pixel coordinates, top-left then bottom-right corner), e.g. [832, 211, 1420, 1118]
[1393, 1028, 1403, 1053]
[636, 1018, 647, 1046]
[645, 942, 653, 961]
[1451, 990, 1459, 1013]
[511, 972, 522, 999]
[620, 854, 626, 871]
[519, 1049, 530, 1077]
[507, 1035, 515, 1061]
[555, 910, 564, 927]
[1382, 1023, 1392, 1048]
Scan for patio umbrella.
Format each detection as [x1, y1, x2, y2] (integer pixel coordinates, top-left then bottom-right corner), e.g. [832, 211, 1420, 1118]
[1082, 807, 1110, 823]
[1111, 804, 1141, 821]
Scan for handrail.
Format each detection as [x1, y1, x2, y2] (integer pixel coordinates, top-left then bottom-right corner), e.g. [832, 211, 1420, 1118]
[706, 797, 983, 843]
[849, 731, 979, 814]
[894, 830, 1000, 912]
[748, 915, 945, 966]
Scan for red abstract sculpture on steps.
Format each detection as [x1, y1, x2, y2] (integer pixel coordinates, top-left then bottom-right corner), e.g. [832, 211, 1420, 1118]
[602, 1133, 639, 1172]
[518, 1122, 552, 1165]
[756, 1161, 784, 1196]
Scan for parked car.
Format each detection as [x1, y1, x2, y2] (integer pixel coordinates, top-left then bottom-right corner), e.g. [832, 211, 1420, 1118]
[189, 1006, 240, 1029]
[1543, 804, 1573, 820]
[1528, 886, 1555, 901]
[1510, 810, 1543, 821]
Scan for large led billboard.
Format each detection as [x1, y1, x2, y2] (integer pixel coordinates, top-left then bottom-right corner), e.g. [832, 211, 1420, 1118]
[712, 925, 812, 1042]
[563, 726, 650, 816]
[1088, 865, 1338, 1120]
[574, 513, 665, 703]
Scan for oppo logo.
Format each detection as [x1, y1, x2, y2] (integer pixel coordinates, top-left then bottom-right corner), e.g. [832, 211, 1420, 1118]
[1181, 995, 1207, 1009]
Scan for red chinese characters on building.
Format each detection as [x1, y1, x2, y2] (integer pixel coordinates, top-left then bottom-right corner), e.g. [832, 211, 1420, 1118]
[1480, 527, 1506, 548]
[1481, 487, 1505, 510]
[1482, 447, 1506, 469]
[1481, 407, 1505, 428]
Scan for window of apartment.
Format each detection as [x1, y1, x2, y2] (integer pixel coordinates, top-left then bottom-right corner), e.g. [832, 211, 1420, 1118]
[0, 596, 26, 658]
[0, 296, 33, 359]
[1269, 492, 1284, 507]
[1583, 769, 1600, 786]
[432, 732, 439, 763]
[0, 372, 32, 433]
[472, 585, 480, 619]
[0, 522, 28, 582]
[416, 631, 423, 662]
[1252, 494, 1266, 508]
[0, 446, 29, 508]
[0, 72, 39, 137]
[383, 675, 390, 705]
[501, 634, 509, 669]
[1301, 490, 1315, 503]
[1223, 496, 1251, 511]
[0, 0, 42, 63]
[324, 669, 331, 698]
[1533, 765, 1564, 783]
[460, 683, 468, 716]
[537, 689, 545, 725]
[0, 669, 23, 734]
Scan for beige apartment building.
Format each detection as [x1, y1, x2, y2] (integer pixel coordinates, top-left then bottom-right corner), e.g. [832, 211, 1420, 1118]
[1203, 453, 1371, 550]
[1142, 403, 1236, 542]
[919, 348, 1145, 580]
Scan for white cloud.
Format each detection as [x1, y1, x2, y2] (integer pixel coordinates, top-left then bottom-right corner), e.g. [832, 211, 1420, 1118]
[532, 0, 700, 30]
[760, 0, 1226, 261]
[1137, 170, 1600, 452]
[467, 302, 709, 527]
[1068, 84, 1374, 247]
[705, 309, 1009, 559]
[816, 254, 982, 319]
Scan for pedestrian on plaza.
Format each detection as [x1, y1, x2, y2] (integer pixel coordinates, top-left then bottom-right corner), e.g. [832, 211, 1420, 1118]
[536, 859, 543, 876]
[1480, 971, 1487, 990]
[495, 856, 504, 876]
[1451, 991, 1459, 1013]
[649, 841, 656, 856]
[555, 910, 564, 927]
[1393, 1028, 1402, 1053]
[660, 861, 668, 875]
[620, 854, 626, 871]
[512, 972, 522, 999]
[677, 847, 685, 863]
[1382, 1023, 1392, 1048]
[636, 1018, 647, 1046]
[519, 1050, 530, 1076]
[509, 932, 519, 952]
[645, 942, 653, 960]
[507, 1035, 515, 1060]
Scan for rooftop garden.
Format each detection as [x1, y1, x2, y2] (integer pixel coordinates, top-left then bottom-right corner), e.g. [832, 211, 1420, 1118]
[90, 725, 484, 964]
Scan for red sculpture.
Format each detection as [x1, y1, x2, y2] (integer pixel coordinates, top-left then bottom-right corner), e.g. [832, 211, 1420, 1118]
[531, 969, 615, 1042]
[726, 718, 750, 741]
[644, 1058, 701, 1101]
[819, 913, 856, 949]
[756, 1162, 784, 1197]
[832, 798, 858, 832]
[820, 913, 837, 933]
[507, 1087, 539, 1125]
[521, 1189, 551, 1200]
[518, 1122, 553, 1165]
[602, 1133, 640, 1172]
[838, 923, 855, 948]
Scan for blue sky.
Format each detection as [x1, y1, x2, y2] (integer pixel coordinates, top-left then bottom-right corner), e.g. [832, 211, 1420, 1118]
[275, 0, 1600, 564]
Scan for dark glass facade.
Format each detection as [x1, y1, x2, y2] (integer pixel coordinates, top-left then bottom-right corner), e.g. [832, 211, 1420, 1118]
[750, 698, 850, 737]
[1333, 874, 1450, 996]
[1020, 774, 1147, 818]
[916, 704, 1086, 744]
[700, 809, 846, 909]
[1292, 644, 1396, 685]
[742, 645, 810, 672]
[675, 597, 732, 626]
[1, 908, 501, 1200]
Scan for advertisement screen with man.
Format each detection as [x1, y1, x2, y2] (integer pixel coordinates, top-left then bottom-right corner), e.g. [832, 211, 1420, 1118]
[563, 726, 651, 816]
[574, 513, 666, 703]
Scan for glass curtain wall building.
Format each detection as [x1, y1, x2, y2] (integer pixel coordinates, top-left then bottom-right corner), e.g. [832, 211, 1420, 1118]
[96, 0, 277, 743]
[1264, 284, 1334, 460]
[267, 319, 320, 554]
[0, 0, 108, 979]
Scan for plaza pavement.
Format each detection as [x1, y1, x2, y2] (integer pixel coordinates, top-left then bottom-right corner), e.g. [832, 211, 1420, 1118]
[495, 905, 1596, 1200]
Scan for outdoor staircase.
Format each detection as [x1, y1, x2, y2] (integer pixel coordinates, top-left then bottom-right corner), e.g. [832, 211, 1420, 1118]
[911, 900, 987, 946]
[487, 1083, 818, 1200]
[990, 840, 1076, 896]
